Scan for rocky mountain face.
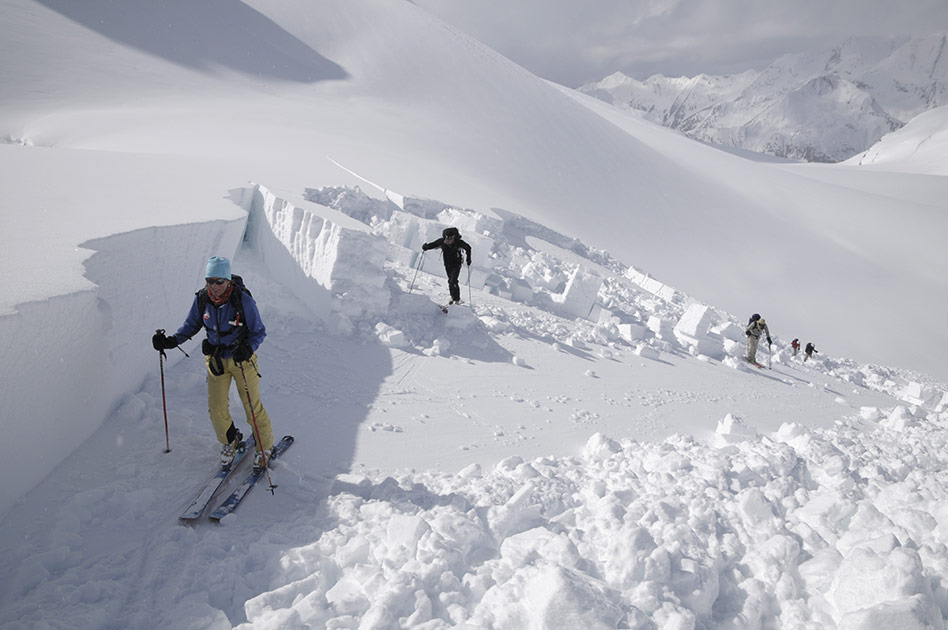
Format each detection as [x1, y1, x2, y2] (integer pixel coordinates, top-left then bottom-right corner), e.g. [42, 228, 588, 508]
[580, 34, 947, 162]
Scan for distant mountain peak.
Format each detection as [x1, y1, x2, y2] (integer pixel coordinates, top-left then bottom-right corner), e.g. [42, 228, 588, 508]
[581, 33, 948, 162]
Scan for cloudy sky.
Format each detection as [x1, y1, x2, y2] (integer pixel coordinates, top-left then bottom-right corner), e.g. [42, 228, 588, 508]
[412, 0, 948, 86]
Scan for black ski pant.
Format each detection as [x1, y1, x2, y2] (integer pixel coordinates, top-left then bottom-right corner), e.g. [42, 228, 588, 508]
[445, 264, 462, 302]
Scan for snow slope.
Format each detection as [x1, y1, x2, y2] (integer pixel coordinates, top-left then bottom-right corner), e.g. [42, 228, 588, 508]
[2, 1, 948, 628]
[847, 105, 948, 175]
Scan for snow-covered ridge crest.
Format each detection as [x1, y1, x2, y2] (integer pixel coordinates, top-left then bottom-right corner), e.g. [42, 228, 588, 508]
[580, 33, 948, 162]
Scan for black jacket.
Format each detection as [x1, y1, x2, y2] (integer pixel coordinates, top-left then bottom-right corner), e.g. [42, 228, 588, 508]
[423, 237, 472, 268]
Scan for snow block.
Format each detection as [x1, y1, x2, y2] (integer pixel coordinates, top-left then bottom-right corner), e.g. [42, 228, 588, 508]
[713, 413, 760, 447]
[675, 303, 714, 338]
[375, 323, 406, 348]
[900, 381, 939, 408]
[617, 322, 647, 342]
[881, 406, 916, 431]
[384, 513, 431, 566]
[552, 267, 602, 320]
[625, 267, 680, 301]
[647, 315, 677, 341]
[582, 433, 621, 461]
[829, 546, 939, 626]
[521, 566, 624, 630]
[837, 595, 943, 630]
[444, 304, 478, 330]
[635, 343, 661, 360]
[936, 391, 948, 412]
[500, 527, 583, 569]
[674, 304, 724, 359]
[711, 321, 744, 342]
[488, 482, 542, 539]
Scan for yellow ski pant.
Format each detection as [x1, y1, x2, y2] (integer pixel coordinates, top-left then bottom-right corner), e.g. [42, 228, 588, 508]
[206, 354, 274, 452]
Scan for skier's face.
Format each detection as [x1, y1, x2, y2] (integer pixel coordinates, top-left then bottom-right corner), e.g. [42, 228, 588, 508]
[206, 278, 231, 299]
[444, 235, 455, 244]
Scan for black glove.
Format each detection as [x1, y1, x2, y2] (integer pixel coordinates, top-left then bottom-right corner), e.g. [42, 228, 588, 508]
[466, 256, 472, 266]
[232, 344, 253, 363]
[152, 331, 178, 351]
[767, 337, 773, 345]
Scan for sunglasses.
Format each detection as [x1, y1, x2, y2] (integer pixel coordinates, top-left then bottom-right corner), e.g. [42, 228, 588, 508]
[206, 278, 229, 285]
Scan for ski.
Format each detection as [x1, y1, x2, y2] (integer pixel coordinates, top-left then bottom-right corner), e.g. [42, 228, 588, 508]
[208, 435, 294, 521]
[438, 300, 464, 313]
[179, 434, 256, 521]
[743, 357, 766, 370]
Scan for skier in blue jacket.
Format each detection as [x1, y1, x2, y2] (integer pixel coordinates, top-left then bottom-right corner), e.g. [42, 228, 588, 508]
[152, 256, 275, 469]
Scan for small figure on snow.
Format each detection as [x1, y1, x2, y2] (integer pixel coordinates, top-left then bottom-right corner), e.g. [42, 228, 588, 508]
[745, 313, 772, 365]
[152, 256, 276, 470]
[791, 338, 800, 356]
[804, 342, 818, 362]
[422, 227, 472, 305]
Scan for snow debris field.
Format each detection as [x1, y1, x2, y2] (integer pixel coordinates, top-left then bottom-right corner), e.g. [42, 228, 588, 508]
[243, 416, 948, 630]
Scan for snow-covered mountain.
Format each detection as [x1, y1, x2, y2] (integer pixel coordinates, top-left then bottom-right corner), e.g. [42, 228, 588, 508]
[580, 34, 948, 162]
[3, 1, 948, 628]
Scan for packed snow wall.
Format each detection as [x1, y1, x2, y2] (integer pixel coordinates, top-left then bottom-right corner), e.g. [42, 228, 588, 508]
[0, 218, 247, 518]
[246, 184, 389, 333]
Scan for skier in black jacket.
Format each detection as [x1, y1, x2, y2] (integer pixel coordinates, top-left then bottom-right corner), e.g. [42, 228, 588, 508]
[423, 227, 472, 304]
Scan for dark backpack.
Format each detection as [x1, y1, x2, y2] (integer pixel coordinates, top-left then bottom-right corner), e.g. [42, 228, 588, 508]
[196, 274, 253, 336]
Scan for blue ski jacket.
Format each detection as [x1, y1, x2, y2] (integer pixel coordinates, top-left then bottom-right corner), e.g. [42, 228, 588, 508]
[173, 291, 266, 358]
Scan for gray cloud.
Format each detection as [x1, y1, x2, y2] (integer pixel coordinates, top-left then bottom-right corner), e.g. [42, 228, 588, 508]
[412, 0, 948, 86]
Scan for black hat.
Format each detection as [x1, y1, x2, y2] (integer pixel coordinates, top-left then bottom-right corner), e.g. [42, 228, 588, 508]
[442, 227, 460, 238]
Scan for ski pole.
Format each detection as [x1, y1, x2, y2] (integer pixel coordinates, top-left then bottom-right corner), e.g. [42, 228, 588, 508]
[156, 329, 172, 453]
[467, 264, 473, 307]
[767, 340, 772, 370]
[408, 250, 425, 294]
[238, 359, 277, 494]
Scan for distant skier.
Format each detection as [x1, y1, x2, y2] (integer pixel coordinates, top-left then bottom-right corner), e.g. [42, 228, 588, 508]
[422, 227, 472, 305]
[745, 313, 772, 365]
[804, 342, 818, 362]
[152, 256, 276, 470]
[791, 338, 800, 356]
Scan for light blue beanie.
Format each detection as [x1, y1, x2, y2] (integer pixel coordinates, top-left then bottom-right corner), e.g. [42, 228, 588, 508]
[205, 256, 231, 279]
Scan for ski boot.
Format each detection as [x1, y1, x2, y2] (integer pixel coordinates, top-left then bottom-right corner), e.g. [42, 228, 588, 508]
[220, 430, 245, 469]
[253, 446, 276, 471]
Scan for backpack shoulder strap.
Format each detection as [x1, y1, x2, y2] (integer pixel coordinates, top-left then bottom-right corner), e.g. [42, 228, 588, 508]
[196, 287, 209, 314]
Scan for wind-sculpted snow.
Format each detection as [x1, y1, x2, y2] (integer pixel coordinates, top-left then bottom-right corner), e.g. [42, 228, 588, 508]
[237, 415, 948, 629]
